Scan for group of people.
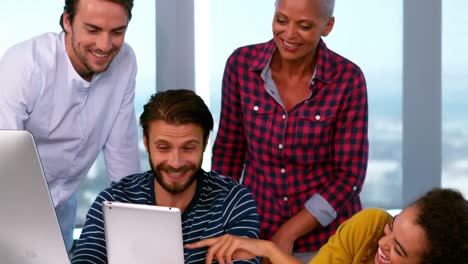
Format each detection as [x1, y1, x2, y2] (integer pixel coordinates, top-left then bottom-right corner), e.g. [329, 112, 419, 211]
[0, 0, 466, 263]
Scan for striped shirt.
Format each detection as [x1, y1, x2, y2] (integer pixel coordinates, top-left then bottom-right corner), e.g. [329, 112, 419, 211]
[71, 170, 260, 264]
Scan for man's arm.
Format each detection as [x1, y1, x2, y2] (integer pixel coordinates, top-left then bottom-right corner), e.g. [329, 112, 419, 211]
[223, 185, 261, 264]
[71, 190, 115, 264]
[188, 184, 299, 264]
[102, 53, 140, 183]
[0, 48, 43, 129]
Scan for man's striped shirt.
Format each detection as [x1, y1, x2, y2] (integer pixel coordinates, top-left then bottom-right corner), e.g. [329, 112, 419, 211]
[71, 169, 260, 264]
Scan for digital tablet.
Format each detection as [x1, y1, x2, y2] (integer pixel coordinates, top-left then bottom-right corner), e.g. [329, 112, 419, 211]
[102, 201, 185, 264]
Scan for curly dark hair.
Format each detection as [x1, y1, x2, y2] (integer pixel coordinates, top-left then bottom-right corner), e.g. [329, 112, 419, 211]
[412, 188, 468, 263]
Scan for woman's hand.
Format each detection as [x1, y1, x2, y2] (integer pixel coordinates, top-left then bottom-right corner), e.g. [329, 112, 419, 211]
[185, 234, 303, 264]
[186, 234, 269, 264]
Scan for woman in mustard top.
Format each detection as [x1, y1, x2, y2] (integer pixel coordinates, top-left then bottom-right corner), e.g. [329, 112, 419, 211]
[187, 188, 468, 264]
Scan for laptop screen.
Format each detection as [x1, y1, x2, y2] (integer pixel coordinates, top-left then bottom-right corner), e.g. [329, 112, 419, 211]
[0, 130, 70, 264]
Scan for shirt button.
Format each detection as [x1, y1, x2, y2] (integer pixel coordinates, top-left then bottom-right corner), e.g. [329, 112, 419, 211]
[353, 186, 357, 191]
[283, 196, 289, 202]
[278, 144, 283, 150]
[282, 114, 286, 120]
[253, 106, 259, 111]
[280, 168, 286, 173]
[315, 115, 321, 121]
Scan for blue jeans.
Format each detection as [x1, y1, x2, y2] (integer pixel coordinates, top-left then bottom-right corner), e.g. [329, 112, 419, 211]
[55, 193, 77, 252]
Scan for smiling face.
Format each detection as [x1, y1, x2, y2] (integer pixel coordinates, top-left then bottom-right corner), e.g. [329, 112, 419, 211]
[144, 120, 206, 196]
[375, 205, 429, 264]
[63, 0, 129, 81]
[272, 0, 334, 63]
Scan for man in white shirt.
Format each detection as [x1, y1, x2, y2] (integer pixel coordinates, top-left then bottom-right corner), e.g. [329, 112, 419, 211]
[0, 0, 140, 252]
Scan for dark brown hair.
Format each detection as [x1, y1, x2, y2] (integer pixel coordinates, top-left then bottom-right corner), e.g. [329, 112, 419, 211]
[412, 188, 468, 263]
[59, 0, 134, 31]
[139, 89, 214, 144]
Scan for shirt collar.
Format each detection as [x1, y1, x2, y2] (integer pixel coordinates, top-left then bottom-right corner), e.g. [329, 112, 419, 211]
[60, 31, 104, 86]
[250, 38, 333, 84]
[249, 39, 277, 72]
[314, 39, 332, 84]
[181, 169, 206, 219]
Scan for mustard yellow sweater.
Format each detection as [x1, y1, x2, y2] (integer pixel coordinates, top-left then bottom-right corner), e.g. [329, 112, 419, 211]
[310, 208, 392, 264]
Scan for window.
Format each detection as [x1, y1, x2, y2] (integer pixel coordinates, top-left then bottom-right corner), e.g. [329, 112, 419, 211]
[442, 0, 468, 197]
[327, 1, 403, 208]
[194, 0, 404, 209]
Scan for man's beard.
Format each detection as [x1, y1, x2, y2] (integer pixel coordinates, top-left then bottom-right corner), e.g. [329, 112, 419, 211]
[150, 159, 200, 195]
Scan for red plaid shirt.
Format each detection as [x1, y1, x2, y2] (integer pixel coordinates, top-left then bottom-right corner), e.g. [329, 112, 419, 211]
[212, 39, 368, 252]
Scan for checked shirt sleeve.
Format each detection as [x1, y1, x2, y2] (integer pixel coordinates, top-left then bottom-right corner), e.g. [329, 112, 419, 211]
[212, 50, 247, 181]
[313, 69, 369, 218]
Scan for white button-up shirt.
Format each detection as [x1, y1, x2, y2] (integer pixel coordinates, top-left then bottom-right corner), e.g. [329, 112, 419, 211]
[0, 32, 140, 210]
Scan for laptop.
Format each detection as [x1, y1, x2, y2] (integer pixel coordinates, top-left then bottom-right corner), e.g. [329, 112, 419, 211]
[102, 201, 185, 264]
[0, 130, 70, 264]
